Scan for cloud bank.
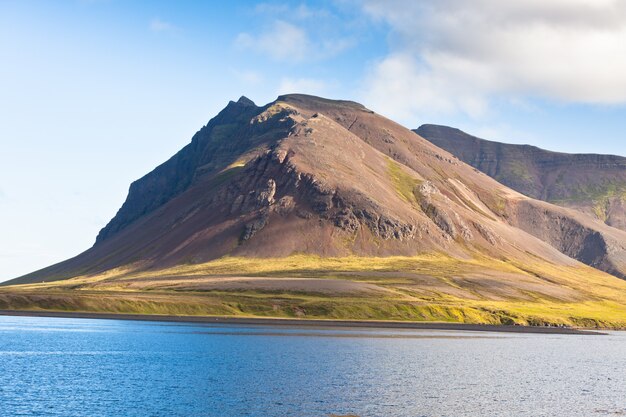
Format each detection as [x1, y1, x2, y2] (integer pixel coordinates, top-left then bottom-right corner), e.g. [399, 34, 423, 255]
[361, 0, 626, 120]
[235, 4, 355, 63]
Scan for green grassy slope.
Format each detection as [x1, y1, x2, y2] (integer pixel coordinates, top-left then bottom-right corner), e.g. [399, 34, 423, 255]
[3, 254, 626, 329]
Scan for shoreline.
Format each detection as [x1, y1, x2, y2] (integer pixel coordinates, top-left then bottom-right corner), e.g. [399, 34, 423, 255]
[0, 309, 605, 335]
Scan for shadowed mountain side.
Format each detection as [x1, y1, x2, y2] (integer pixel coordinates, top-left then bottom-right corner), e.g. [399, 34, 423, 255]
[6, 94, 626, 287]
[415, 124, 626, 232]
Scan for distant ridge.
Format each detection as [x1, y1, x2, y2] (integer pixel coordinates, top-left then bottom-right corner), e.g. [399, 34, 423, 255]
[415, 124, 626, 232]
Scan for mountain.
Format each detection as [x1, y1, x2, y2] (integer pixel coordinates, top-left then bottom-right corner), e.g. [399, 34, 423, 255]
[4, 95, 626, 327]
[415, 124, 626, 232]
[8, 95, 626, 281]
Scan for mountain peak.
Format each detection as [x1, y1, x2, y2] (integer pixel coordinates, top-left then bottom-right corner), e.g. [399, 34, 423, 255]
[236, 96, 256, 106]
[224, 96, 257, 110]
[10, 94, 626, 286]
[275, 93, 370, 112]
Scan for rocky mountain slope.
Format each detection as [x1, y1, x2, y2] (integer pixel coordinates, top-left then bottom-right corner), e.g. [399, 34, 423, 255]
[415, 124, 626, 231]
[6, 95, 626, 287]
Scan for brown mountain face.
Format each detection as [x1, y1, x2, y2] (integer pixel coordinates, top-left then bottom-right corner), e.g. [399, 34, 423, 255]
[7, 95, 626, 286]
[415, 124, 626, 232]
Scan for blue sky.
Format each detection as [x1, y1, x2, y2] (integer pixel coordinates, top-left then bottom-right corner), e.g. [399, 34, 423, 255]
[2, 0, 626, 280]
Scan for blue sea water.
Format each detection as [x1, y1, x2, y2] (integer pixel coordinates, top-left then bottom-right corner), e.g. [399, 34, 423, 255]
[0, 315, 625, 417]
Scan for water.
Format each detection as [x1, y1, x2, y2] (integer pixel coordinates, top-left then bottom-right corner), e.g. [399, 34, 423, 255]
[0, 316, 625, 417]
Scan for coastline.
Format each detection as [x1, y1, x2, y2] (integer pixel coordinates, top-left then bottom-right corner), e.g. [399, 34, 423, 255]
[0, 309, 605, 335]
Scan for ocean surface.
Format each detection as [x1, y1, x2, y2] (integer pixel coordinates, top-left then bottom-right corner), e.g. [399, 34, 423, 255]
[1, 316, 625, 417]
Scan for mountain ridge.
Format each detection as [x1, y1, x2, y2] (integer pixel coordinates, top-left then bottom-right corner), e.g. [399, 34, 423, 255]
[5, 94, 626, 286]
[4, 94, 626, 328]
[415, 124, 626, 232]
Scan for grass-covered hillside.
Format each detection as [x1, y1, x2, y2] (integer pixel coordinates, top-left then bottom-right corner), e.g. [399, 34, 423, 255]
[4, 254, 626, 329]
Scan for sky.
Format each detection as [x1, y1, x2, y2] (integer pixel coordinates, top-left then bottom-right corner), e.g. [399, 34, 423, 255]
[2, 0, 626, 281]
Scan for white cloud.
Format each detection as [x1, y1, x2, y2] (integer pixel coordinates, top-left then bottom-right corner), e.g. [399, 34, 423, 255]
[363, 53, 489, 121]
[254, 3, 330, 20]
[236, 20, 310, 62]
[236, 19, 353, 63]
[360, 0, 626, 121]
[149, 18, 176, 33]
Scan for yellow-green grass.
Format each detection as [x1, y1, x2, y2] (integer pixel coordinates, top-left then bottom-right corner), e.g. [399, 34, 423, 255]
[2, 288, 626, 328]
[386, 158, 422, 206]
[4, 253, 626, 329]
